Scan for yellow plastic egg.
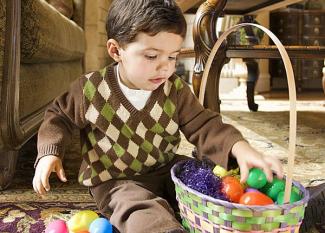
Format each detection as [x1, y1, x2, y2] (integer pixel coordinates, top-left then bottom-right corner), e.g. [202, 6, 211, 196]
[67, 210, 99, 232]
[213, 165, 228, 178]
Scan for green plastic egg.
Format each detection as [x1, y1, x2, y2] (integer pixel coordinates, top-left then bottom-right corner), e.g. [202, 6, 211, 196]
[277, 189, 301, 204]
[262, 178, 285, 201]
[247, 168, 267, 189]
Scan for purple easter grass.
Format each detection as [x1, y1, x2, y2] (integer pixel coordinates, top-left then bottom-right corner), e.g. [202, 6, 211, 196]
[177, 160, 228, 201]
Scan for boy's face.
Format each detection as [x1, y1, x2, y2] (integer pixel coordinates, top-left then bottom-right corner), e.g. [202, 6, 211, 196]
[117, 32, 184, 91]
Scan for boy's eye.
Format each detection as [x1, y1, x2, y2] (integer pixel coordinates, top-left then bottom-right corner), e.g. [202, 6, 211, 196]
[145, 55, 157, 60]
[168, 56, 177, 61]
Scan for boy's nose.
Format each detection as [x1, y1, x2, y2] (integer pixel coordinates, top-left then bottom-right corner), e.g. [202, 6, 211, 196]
[157, 60, 170, 72]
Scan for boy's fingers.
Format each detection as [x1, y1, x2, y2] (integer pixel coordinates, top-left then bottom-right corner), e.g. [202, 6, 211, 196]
[265, 157, 283, 179]
[268, 157, 284, 179]
[32, 177, 39, 194]
[33, 175, 46, 195]
[56, 164, 67, 182]
[261, 164, 273, 182]
[32, 170, 39, 193]
[37, 182, 46, 195]
[250, 158, 273, 182]
[40, 166, 52, 192]
[33, 169, 44, 195]
[239, 163, 249, 183]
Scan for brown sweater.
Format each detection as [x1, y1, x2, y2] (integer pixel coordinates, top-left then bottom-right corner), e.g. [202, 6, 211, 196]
[36, 64, 244, 186]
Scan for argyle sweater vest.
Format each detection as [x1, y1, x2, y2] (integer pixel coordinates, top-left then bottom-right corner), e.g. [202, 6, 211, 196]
[78, 66, 184, 186]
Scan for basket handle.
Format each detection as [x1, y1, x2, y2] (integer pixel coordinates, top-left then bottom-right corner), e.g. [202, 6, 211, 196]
[199, 23, 297, 204]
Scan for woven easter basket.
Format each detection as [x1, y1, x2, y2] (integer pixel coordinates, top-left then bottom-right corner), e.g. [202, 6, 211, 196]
[171, 23, 310, 232]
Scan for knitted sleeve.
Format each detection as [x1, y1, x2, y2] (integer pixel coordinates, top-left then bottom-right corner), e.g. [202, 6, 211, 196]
[177, 80, 245, 168]
[35, 77, 87, 166]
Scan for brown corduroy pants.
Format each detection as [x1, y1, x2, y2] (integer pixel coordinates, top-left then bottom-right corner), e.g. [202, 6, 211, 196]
[89, 155, 190, 233]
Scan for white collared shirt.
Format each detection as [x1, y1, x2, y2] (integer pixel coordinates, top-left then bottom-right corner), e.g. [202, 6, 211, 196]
[116, 64, 152, 110]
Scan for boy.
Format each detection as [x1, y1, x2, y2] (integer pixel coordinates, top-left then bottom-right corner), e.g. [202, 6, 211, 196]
[33, 0, 283, 232]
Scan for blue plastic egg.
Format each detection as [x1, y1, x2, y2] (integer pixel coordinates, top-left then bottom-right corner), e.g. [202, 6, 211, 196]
[89, 217, 113, 233]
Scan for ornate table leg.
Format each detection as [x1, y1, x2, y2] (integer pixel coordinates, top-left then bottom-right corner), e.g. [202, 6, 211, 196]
[192, 0, 228, 112]
[323, 60, 325, 94]
[0, 149, 19, 190]
[244, 58, 259, 111]
[323, 74, 325, 94]
[241, 16, 260, 111]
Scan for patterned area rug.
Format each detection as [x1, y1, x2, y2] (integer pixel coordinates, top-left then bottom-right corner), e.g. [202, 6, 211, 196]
[0, 130, 97, 233]
[0, 99, 324, 232]
[0, 202, 98, 233]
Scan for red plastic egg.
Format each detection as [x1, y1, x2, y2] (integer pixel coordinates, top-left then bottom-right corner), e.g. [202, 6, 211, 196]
[222, 176, 244, 203]
[239, 192, 274, 206]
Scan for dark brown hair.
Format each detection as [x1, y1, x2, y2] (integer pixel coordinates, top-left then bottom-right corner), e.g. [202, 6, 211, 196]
[106, 0, 187, 47]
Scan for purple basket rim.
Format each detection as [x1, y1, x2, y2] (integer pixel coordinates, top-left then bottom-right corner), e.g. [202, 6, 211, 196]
[171, 160, 310, 211]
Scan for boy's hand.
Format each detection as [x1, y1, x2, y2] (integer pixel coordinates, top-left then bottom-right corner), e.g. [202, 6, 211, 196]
[231, 141, 283, 183]
[33, 155, 67, 195]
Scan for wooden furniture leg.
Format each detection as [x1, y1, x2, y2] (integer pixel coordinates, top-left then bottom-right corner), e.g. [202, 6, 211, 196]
[323, 60, 325, 94]
[244, 58, 259, 111]
[0, 149, 19, 190]
[192, 0, 227, 112]
[323, 74, 325, 94]
[241, 16, 259, 112]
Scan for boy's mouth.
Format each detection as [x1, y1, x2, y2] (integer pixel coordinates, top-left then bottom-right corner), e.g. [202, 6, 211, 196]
[149, 77, 165, 84]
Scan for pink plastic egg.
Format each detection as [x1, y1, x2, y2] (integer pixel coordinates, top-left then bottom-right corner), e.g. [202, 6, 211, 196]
[45, 219, 68, 233]
[245, 188, 260, 193]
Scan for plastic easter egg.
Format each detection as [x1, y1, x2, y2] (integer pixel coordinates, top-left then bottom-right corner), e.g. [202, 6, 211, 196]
[262, 178, 285, 201]
[239, 191, 274, 206]
[67, 210, 99, 232]
[292, 185, 300, 194]
[245, 188, 260, 193]
[227, 167, 240, 177]
[89, 218, 113, 233]
[213, 165, 228, 178]
[277, 190, 301, 204]
[222, 176, 244, 203]
[247, 168, 267, 189]
[45, 219, 68, 233]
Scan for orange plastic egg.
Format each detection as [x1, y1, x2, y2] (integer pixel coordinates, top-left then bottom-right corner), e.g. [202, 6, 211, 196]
[239, 191, 274, 206]
[222, 176, 244, 203]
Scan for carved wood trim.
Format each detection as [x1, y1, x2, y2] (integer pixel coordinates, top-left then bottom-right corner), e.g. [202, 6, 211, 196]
[1, 0, 43, 150]
[191, 0, 228, 111]
[179, 48, 195, 58]
[193, 0, 225, 75]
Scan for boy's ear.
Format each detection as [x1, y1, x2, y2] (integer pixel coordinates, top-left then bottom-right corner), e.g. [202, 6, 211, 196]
[107, 39, 121, 62]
